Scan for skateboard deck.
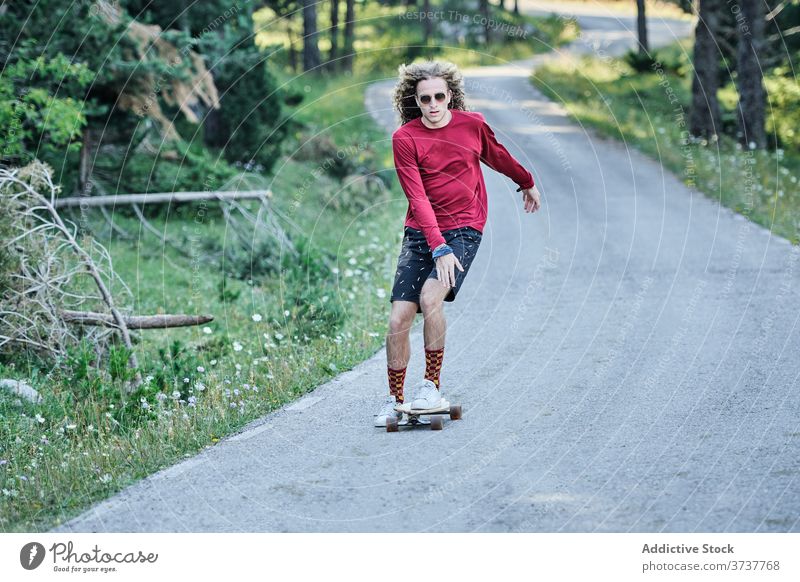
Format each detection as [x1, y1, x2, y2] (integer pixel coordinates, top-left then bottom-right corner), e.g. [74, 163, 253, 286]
[385, 400, 463, 432]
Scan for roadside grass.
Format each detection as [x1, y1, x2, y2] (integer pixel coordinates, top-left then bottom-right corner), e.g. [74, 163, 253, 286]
[531, 41, 800, 244]
[0, 70, 409, 532]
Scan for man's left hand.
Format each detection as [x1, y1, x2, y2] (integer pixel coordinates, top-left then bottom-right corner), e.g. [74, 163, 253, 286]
[522, 186, 541, 213]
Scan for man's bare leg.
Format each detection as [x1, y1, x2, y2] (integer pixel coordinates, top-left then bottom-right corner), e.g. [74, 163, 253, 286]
[384, 300, 418, 403]
[419, 279, 451, 391]
[386, 300, 418, 369]
[419, 278, 450, 350]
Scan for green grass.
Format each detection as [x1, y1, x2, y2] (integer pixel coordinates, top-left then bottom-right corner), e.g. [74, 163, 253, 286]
[0, 68, 410, 532]
[532, 41, 800, 244]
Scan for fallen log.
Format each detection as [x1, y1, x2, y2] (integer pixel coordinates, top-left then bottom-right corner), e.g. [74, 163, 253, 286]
[53, 189, 271, 208]
[60, 310, 213, 329]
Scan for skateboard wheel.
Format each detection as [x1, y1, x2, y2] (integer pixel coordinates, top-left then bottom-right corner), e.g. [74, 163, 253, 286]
[430, 416, 444, 431]
[386, 416, 399, 433]
[449, 405, 462, 420]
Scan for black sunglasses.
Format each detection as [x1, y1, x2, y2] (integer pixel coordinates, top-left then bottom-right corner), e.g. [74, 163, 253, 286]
[417, 92, 447, 105]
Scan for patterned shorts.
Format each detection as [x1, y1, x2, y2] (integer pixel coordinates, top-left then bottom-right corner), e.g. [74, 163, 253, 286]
[390, 226, 483, 313]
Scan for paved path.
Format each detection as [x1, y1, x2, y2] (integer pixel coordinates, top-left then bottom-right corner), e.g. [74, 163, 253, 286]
[54, 3, 799, 533]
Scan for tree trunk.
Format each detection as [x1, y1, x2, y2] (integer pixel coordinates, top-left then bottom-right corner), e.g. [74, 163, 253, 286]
[343, 0, 356, 72]
[302, 0, 322, 72]
[329, 0, 340, 70]
[288, 17, 298, 73]
[78, 127, 92, 196]
[480, 0, 491, 43]
[60, 310, 214, 329]
[54, 189, 269, 208]
[423, 0, 432, 44]
[735, 0, 766, 148]
[690, 0, 723, 140]
[636, 0, 649, 54]
[203, 107, 224, 148]
[514, 0, 519, 16]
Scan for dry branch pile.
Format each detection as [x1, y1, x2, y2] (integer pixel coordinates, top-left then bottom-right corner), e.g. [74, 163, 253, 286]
[0, 161, 137, 368]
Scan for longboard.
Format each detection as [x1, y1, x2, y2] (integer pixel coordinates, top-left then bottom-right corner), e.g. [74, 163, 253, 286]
[385, 400, 463, 432]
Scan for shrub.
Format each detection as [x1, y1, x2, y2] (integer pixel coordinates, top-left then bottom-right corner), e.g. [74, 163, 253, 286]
[204, 46, 294, 174]
[624, 49, 660, 73]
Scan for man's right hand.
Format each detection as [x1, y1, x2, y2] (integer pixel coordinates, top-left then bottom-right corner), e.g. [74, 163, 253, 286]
[435, 253, 464, 288]
[522, 185, 541, 213]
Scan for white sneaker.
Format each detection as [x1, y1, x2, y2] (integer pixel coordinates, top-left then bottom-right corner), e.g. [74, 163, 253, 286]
[373, 398, 402, 427]
[410, 379, 443, 410]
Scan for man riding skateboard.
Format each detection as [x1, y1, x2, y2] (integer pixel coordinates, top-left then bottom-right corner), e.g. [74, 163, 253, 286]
[374, 60, 541, 426]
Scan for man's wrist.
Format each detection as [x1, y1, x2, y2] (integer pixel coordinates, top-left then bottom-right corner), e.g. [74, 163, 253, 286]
[432, 243, 453, 259]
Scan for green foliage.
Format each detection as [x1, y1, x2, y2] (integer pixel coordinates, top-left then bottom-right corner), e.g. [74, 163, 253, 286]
[204, 46, 293, 173]
[222, 233, 284, 283]
[108, 345, 137, 384]
[217, 276, 242, 304]
[150, 340, 202, 393]
[208, 215, 346, 339]
[64, 339, 97, 383]
[763, 71, 800, 150]
[292, 132, 357, 180]
[0, 192, 17, 296]
[0, 54, 93, 165]
[278, 235, 344, 339]
[93, 138, 239, 202]
[624, 49, 660, 73]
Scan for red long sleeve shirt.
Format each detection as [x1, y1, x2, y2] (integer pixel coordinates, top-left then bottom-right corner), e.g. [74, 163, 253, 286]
[392, 109, 534, 250]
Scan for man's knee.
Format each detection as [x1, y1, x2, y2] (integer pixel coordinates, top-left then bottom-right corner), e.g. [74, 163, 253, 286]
[388, 306, 416, 335]
[419, 286, 446, 315]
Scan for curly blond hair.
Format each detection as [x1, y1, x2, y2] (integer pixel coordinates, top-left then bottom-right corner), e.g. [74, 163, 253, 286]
[392, 60, 466, 126]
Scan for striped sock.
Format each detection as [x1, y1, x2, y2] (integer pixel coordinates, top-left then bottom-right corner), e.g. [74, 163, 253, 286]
[388, 366, 407, 403]
[424, 346, 444, 389]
